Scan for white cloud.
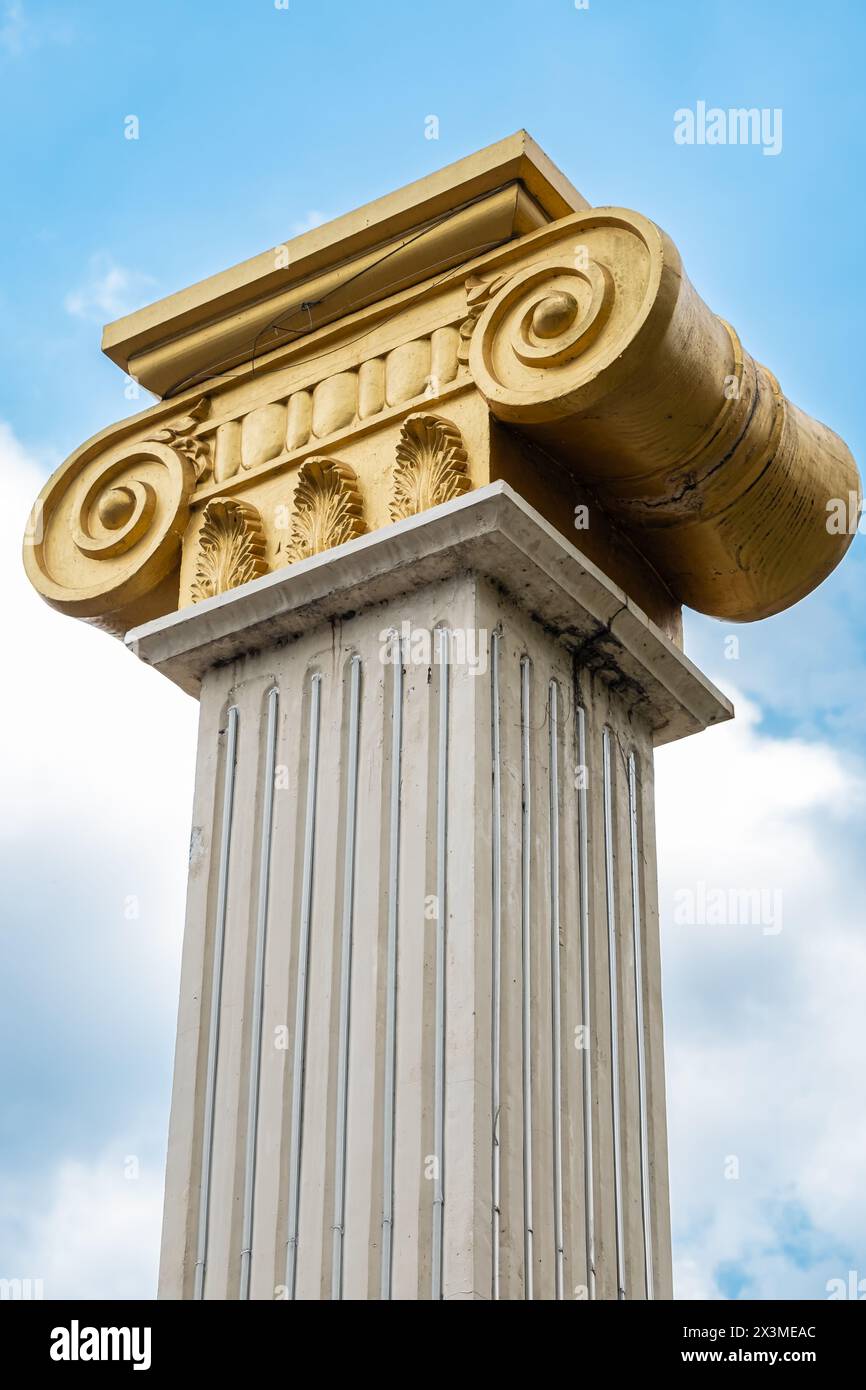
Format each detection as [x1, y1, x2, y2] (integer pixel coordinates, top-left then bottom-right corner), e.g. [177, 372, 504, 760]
[0, 2, 73, 57]
[4, 428, 197, 963]
[657, 692, 866, 1299]
[3, 422, 196, 844]
[0, 1, 25, 54]
[64, 254, 156, 323]
[290, 209, 330, 236]
[0, 1144, 164, 1299]
[2, 423, 195, 1295]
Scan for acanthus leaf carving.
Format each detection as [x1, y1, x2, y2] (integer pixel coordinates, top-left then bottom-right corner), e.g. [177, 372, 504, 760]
[191, 497, 268, 602]
[149, 397, 213, 483]
[285, 456, 365, 563]
[391, 412, 470, 521]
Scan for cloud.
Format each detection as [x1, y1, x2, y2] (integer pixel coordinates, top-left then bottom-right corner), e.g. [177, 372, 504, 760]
[289, 209, 330, 236]
[64, 254, 156, 323]
[0, 1, 24, 54]
[2, 422, 196, 855]
[1, 422, 196, 1296]
[657, 691, 866, 1299]
[0, 2, 73, 58]
[0, 1143, 164, 1299]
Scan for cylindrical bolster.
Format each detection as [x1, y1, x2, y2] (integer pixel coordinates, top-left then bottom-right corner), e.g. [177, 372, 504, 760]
[468, 208, 860, 621]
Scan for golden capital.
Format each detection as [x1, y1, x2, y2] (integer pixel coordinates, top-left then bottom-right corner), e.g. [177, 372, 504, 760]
[23, 133, 859, 640]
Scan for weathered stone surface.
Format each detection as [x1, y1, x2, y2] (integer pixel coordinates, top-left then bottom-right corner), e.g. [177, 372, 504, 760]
[148, 494, 730, 1301]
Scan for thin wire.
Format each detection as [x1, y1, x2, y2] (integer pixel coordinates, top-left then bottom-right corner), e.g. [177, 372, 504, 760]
[263, 188, 498, 339]
[166, 231, 508, 400]
[234, 183, 517, 377]
[162, 180, 525, 397]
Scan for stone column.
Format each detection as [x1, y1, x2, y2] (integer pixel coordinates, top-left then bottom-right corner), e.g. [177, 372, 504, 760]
[129, 486, 730, 1300]
[22, 133, 858, 1300]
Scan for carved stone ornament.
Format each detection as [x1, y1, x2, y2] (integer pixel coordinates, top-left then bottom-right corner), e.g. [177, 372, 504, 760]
[457, 272, 511, 364]
[391, 413, 470, 522]
[465, 209, 860, 621]
[149, 397, 213, 482]
[190, 497, 268, 602]
[23, 436, 198, 637]
[22, 142, 860, 640]
[285, 457, 366, 563]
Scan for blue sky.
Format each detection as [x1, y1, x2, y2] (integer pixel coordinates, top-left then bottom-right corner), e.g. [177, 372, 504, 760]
[2, 0, 865, 1298]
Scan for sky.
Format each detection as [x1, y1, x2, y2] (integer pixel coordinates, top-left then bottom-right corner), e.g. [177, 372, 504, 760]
[1, 0, 865, 1300]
